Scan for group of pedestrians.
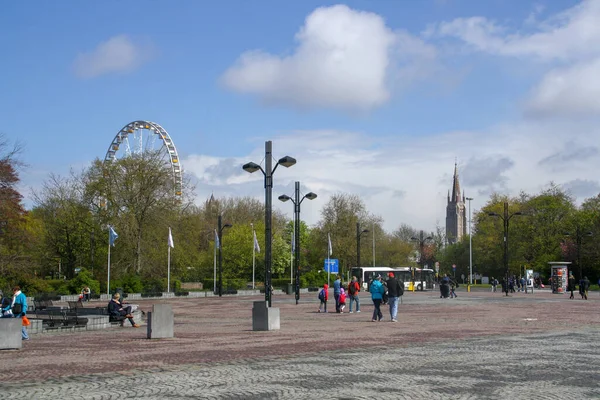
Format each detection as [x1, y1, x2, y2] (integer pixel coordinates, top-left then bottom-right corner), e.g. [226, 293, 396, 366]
[318, 273, 404, 323]
[568, 273, 590, 300]
[318, 275, 361, 314]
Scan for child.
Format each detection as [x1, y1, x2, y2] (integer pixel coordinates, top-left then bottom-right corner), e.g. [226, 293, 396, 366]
[318, 284, 329, 313]
[339, 288, 346, 313]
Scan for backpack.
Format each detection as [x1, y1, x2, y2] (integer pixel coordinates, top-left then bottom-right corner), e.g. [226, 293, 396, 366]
[349, 282, 358, 295]
[318, 289, 325, 301]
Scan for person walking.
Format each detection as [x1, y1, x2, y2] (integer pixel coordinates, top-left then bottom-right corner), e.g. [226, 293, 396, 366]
[333, 275, 342, 313]
[568, 273, 576, 299]
[348, 276, 361, 313]
[370, 275, 385, 322]
[580, 276, 590, 300]
[317, 283, 329, 313]
[2, 286, 29, 340]
[386, 273, 403, 322]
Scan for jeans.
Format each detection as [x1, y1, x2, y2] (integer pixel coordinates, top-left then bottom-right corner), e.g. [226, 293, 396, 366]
[372, 299, 383, 321]
[388, 296, 398, 320]
[349, 295, 360, 312]
[22, 325, 29, 339]
[334, 293, 340, 313]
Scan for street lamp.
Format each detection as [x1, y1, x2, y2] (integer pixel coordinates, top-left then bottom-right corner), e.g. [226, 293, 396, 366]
[488, 202, 524, 296]
[278, 181, 317, 305]
[465, 197, 473, 284]
[243, 140, 296, 307]
[356, 223, 369, 272]
[564, 227, 593, 281]
[217, 214, 232, 297]
[410, 230, 433, 290]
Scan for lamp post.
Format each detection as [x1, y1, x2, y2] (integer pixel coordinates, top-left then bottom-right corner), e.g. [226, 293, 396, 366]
[279, 181, 317, 304]
[243, 140, 296, 307]
[564, 226, 593, 281]
[465, 197, 473, 284]
[410, 230, 433, 290]
[356, 222, 369, 273]
[488, 202, 523, 297]
[217, 214, 232, 297]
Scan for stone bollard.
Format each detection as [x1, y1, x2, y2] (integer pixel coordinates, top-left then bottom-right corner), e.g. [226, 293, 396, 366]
[0, 318, 23, 350]
[146, 304, 174, 339]
[252, 301, 280, 331]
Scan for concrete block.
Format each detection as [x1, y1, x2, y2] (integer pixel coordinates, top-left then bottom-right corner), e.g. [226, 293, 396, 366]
[252, 301, 280, 331]
[162, 292, 175, 298]
[27, 319, 43, 334]
[0, 318, 22, 350]
[147, 304, 174, 339]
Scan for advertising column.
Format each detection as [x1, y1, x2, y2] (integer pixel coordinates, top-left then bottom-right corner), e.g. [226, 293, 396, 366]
[548, 262, 571, 294]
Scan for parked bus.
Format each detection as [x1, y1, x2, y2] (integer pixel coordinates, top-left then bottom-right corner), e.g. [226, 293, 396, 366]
[350, 267, 435, 291]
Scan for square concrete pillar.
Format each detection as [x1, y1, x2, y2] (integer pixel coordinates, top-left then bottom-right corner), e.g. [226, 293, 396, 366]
[0, 318, 22, 350]
[252, 301, 280, 331]
[146, 304, 174, 339]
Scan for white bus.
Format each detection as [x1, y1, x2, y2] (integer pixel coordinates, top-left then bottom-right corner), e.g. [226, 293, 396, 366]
[350, 267, 435, 291]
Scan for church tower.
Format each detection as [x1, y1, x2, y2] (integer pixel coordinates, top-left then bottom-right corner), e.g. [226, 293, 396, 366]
[446, 163, 467, 245]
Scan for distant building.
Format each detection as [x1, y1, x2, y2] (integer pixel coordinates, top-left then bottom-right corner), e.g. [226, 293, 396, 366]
[446, 163, 467, 244]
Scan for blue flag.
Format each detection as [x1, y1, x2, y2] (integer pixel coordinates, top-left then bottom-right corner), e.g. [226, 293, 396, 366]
[215, 229, 220, 249]
[109, 226, 118, 247]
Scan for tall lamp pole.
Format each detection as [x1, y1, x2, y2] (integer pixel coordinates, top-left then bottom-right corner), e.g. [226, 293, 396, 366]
[410, 230, 432, 290]
[217, 214, 232, 297]
[243, 141, 296, 307]
[356, 222, 369, 271]
[466, 197, 474, 284]
[279, 182, 317, 304]
[488, 202, 523, 296]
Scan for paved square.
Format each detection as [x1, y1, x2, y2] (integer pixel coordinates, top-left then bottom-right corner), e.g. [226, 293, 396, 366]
[1, 289, 599, 399]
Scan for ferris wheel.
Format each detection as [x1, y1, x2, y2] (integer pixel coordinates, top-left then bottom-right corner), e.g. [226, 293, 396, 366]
[104, 120, 182, 196]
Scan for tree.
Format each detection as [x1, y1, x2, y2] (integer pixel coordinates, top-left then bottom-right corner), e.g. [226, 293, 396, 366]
[0, 135, 30, 286]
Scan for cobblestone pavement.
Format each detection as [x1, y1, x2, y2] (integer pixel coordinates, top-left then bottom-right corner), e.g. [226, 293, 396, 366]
[1, 290, 599, 399]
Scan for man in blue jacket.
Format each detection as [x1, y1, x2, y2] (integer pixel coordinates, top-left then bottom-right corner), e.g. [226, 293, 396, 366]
[333, 275, 342, 313]
[2, 286, 29, 340]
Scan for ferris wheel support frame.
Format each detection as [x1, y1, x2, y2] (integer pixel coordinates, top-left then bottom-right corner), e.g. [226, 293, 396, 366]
[103, 120, 183, 196]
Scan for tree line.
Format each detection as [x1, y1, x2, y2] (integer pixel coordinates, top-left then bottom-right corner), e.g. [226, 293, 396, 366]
[1, 136, 598, 295]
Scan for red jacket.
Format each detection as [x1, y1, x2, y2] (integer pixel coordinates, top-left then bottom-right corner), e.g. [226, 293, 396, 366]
[348, 280, 360, 295]
[322, 284, 329, 301]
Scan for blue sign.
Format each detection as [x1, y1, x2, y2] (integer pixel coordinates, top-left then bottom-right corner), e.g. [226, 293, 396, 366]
[324, 259, 339, 274]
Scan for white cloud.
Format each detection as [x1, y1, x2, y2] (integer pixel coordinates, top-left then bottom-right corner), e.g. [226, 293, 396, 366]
[182, 119, 600, 234]
[73, 35, 154, 78]
[221, 5, 436, 111]
[526, 57, 600, 117]
[431, 0, 600, 61]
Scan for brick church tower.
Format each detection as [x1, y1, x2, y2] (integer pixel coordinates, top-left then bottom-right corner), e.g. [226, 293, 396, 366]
[446, 163, 467, 245]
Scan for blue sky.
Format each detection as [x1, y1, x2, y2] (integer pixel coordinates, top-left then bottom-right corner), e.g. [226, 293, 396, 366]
[2, 0, 599, 232]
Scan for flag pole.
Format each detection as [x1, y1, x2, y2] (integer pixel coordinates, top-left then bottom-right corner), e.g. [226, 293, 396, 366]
[252, 224, 255, 290]
[213, 235, 217, 293]
[107, 234, 111, 295]
[327, 233, 331, 287]
[167, 245, 171, 293]
[290, 229, 293, 284]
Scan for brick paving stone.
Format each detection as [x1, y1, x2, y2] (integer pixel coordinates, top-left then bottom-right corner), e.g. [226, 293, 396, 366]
[1, 290, 599, 399]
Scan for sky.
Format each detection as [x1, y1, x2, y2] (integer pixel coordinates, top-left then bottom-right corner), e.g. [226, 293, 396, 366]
[2, 0, 600, 233]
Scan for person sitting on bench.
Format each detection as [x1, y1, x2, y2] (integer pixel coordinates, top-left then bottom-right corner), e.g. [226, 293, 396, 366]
[107, 293, 139, 327]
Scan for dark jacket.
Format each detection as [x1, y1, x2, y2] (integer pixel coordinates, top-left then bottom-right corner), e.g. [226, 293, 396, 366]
[387, 277, 403, 297]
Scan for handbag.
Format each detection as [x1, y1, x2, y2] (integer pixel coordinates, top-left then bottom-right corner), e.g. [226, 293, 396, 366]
[22, 316, 31, 326]
[12, 303, 22, 315]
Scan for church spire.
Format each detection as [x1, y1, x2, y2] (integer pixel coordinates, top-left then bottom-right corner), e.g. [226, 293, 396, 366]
[451, 162, 461, 202]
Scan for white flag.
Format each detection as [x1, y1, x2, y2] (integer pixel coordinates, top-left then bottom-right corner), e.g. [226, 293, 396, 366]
[328, 233, 332, 256]
[253, 230, 260, 253]
[168, 227, 174, 248]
